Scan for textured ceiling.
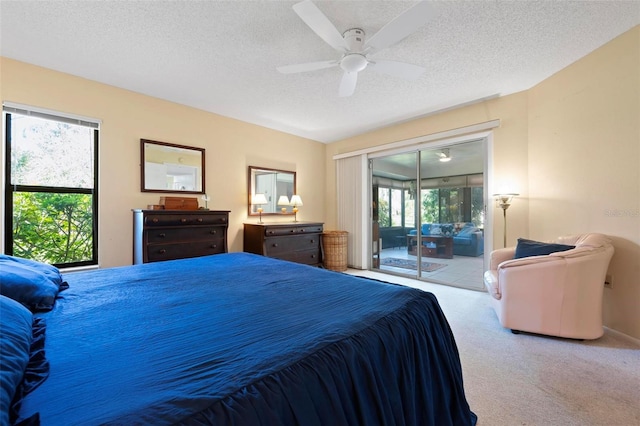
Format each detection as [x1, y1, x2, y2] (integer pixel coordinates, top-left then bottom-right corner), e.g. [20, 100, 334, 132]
[1, 1, 638, 143]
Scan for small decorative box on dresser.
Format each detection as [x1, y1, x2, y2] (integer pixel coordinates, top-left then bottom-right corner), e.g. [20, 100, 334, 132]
[133, 209, 230, 264]
[243, 222, 324, 266]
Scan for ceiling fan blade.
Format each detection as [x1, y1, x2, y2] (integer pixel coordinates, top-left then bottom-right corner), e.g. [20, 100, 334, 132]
[339, 72, 358, 97]
[368, 60, 425, 80]
[292, 0, 348, 52]
[277, 60, 338, 74]
[364, 1, 437, 54]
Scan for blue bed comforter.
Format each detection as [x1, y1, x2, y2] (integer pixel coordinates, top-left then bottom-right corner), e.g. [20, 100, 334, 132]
[17, 252, 476, 425]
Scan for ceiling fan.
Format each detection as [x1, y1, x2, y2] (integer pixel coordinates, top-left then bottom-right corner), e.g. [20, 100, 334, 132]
[277, 0, 437, 97]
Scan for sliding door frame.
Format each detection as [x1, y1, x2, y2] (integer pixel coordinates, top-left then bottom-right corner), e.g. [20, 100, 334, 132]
[365, 132, 495, 289]
[333, 120, 499, 281]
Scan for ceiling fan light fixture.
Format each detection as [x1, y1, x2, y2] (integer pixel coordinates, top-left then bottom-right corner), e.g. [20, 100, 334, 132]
[280, 0, 436, 96]
[438, 148, 452, 162]
[340, 54, 368, 73]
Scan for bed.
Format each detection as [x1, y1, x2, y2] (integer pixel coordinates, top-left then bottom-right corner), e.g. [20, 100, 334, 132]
[1, 252, 477, 425]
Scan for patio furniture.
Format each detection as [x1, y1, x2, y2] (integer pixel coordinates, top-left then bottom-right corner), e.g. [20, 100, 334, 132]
[407, 235, 454, 259]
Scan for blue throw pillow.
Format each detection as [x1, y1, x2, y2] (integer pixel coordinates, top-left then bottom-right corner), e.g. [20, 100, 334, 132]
[0, 255, 69, 311]
[440, 224, 454, 237]
[514, 238, 575, 259]
[0, 295, 33, 426]
[457, 226, 477, 237]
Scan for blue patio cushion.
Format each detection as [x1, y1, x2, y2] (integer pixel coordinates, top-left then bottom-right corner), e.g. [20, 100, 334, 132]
[457, 226, 477, 237]
[453, 236, 472, 245]
[440, 224, 454, 236]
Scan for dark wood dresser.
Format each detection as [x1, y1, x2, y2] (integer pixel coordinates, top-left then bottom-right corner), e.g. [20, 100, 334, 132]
[243, 222, 323, 266]
[133, 209, 229, 264]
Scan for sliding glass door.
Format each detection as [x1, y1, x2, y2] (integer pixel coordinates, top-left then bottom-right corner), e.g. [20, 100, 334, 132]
[370, 140, 486, 290]
[371, 151, 419, 278]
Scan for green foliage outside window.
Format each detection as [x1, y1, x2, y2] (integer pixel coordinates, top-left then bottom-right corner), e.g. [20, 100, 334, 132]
[7, 112, 97, 266]
[421, 189, 439, 223]
[379, 183, 484, 229]
[422, 187, 484, 226]
[471, 187, 485, 227]
[12, 192, 93, 265]
[378, 188, 391, 227]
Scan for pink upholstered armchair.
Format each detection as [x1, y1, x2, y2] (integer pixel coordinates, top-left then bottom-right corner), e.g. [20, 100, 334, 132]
[483, 233, 614, 340]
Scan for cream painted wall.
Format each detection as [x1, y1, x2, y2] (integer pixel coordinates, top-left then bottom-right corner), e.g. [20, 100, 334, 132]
[528, 27, 640, 339]
[325, 26, 640, 339]
[0, 58, 326, 268]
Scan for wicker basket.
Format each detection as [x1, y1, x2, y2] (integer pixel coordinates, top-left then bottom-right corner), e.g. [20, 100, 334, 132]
[322, 231, 348, 271]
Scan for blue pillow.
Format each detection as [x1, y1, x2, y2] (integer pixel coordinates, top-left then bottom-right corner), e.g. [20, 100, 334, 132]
[0, 295, 33, 426]
[457, 226, 477, 237]
[0, 255, 69, 311]
[0, 255, 65, 286]
[514, 238, 575, 259]
[439, 224, 454, 237]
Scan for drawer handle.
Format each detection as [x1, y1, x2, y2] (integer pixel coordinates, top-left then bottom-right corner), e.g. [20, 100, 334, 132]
[181, 218, 187, 223]
[300, 229, 305, 233]
[290, 229, 295, 233]
[159, 233, 166, 238]
[310, 239, 315, 243]
[152, 218, 159, 223]
[311, 254, 316, 258]
[159, 249, 166, 254]
[272, 243, 278, 247]
[197, 218, 203, 222]
[210, 230, 217, 234]
[210, 244, 217, 249]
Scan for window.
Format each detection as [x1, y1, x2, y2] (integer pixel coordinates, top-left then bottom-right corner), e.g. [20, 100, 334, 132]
[403, 188, 415, 228]
[421, 186, 483, 225]
[377, 186, 408, 228]
[421, 189, 439, 223]
[390, 188, 403, 227]
[377, 187, 391, 227]
[471, 187, 485, 227]
[4, 106, 99, 267]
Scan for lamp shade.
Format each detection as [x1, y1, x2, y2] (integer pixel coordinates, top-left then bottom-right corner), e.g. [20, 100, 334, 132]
[493, 193, 519, 203]
[290, 195, 303, 207]
[252, 193, 268, 205]
[277, 195, 290, 206]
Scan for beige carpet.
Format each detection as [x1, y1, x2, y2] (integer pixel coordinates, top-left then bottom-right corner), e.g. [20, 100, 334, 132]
[350, 270, 640, 426]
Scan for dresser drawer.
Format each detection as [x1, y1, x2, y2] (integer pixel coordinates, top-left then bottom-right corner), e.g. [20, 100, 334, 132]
[146, 240, 226, 262]
[264, 235, 321, 256]
[146, 227, 225, 244]
[272, 249, 321, 265]
[264, 225, 323, 237]
[144, 213, 228, 227]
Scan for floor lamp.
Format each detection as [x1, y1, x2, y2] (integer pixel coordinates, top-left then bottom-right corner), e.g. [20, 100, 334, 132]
[493, 193, 519, 247]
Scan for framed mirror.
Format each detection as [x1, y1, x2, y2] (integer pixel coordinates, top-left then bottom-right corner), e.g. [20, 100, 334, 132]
[248, 166, 296, 216]
[141, 139, 205, 193]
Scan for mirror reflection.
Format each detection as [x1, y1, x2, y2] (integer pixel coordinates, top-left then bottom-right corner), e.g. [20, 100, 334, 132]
[141, 139, 205, 193]
[248, 166, 296, 215]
